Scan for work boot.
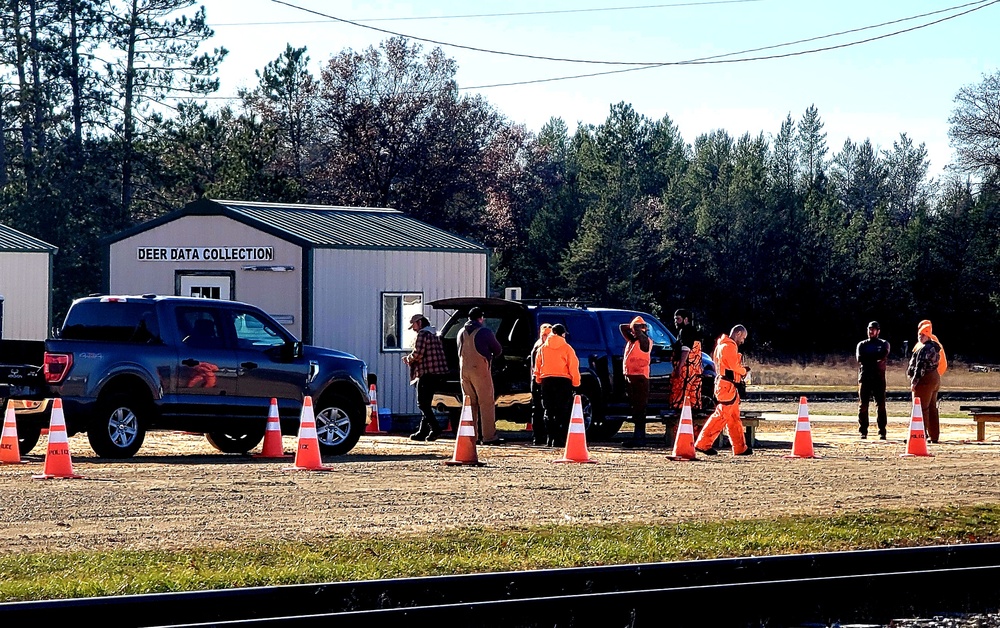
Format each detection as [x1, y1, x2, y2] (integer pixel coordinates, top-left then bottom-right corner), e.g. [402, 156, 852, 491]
[735, 447, 754, 456]
[409, 431, 428, 442]
[695, 446, 718, 456]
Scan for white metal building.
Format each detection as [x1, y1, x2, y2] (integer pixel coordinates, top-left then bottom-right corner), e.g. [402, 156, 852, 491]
[0, 222, 57, 341]
[105, 198, 488, 417]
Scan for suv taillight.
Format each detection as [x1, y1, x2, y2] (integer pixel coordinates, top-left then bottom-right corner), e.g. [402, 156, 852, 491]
[44, 353, 73, 383]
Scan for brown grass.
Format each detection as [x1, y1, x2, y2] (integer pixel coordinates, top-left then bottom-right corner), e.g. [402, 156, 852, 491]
[750, 356, 1000, 390]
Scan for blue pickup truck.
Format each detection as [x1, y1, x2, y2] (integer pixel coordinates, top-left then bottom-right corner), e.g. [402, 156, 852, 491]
[33, 295, 370, 458]
[428, 297, 717, 440]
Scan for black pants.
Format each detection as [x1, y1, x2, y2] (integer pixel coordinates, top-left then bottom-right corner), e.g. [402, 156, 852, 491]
[530, 379, 547, 443]
[541, 377, 573, 446]
[415, 373, 442, 434]
[858, 377, 887, 436]
[626, 375, 649, 440]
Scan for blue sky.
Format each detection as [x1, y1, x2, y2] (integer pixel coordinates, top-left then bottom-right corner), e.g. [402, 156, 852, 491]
[200, 1, 999, 180]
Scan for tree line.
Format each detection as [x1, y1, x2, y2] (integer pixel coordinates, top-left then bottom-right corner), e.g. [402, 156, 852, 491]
[2, 2, 999, 360]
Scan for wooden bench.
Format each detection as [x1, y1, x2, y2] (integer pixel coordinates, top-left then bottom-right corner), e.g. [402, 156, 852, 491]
[960, 406, 1000, 442]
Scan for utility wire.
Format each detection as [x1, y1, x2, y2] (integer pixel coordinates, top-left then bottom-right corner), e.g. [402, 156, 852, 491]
[173, 0, 999, 100]
[214, 1, 762, 26]
[461, 0, 1000, 90]
[269, 0, 995, 66]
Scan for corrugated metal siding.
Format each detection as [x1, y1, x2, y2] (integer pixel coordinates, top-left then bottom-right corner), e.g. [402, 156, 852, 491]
[311, 248, 487, 416]
[109, 215, 304, 338]
[0, 223, 56, 252]
[0, 251, 51, 340]
[219, 202, 483, 252]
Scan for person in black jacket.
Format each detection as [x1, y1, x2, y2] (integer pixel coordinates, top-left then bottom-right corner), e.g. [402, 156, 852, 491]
[856, 321, 891, 440]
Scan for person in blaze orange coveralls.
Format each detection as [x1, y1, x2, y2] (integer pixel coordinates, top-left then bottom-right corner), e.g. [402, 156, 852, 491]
[694, 325, 752, 456]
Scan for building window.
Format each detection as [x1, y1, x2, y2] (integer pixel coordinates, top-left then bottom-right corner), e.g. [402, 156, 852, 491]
[382, 293, 422, 352]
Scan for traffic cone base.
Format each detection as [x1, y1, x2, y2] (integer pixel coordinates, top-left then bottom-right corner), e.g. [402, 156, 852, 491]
[668, 404, 697, 461]
[1, 401, 26, 465]
[256, 398, 291, 459]
[283, 397, 334, 471]
[445, 397, 484, 466]
[365, 383, 388, 435]
[785, 396, 819, 459]
[33, 399, 84, 480]
[901, 397, 933, 458]
[554, 395, 597, 464]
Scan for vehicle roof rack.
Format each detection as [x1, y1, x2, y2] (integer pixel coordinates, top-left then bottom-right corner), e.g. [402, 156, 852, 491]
[518, 299, 591, 309]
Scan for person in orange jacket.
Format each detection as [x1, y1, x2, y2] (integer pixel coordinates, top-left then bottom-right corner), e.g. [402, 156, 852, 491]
[620, 316, 651, 447]
[529, 323, 553, 446]
[695, 324, 752, 456]
[534, 323, 581, 447]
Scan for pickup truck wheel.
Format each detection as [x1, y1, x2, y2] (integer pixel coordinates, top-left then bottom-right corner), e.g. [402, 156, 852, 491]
[315, 394, 364, 456]
[89, 393, 147, 458]
[17, 422, 42, 456]
[206, 425, 265, 454]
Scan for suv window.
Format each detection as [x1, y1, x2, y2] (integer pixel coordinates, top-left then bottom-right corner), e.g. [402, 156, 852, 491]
[543, 311, 603, 350]
[598, 311, 676, 354]
[61, 301, 160, 343]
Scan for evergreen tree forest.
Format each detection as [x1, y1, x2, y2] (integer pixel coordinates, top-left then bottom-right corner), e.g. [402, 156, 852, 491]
[2, 3, 999, 359]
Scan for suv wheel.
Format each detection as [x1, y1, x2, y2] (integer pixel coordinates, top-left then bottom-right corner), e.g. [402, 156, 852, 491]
[89, 392, 147, 458]
[315, 393, 364, 455]
[17, 421, 42, 456]
[206, 424, 265, 454]
[579, 387, 623, 441]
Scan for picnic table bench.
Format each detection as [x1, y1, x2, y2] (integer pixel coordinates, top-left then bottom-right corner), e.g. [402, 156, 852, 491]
[959, 405, 1000, 442]
[650, 410, 765, 447]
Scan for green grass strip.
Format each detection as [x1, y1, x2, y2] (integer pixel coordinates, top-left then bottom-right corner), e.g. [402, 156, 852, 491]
[2, 504, 999, 601]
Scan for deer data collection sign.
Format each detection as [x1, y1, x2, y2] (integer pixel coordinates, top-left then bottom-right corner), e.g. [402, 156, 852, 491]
[136, 247, 274, 262]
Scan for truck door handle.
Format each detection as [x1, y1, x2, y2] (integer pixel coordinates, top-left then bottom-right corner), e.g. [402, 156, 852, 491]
[241, 362, 258, 370]
[182, 358, 200, 367]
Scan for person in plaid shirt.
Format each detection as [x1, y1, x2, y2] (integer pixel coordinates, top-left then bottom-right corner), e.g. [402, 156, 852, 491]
[402, 313, 450, 441]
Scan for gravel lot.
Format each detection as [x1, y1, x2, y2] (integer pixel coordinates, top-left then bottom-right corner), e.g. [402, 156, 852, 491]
[2, 400, 999, 554]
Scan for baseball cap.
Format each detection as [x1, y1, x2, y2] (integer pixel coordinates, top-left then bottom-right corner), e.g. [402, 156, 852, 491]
[868, 321, 880, 329]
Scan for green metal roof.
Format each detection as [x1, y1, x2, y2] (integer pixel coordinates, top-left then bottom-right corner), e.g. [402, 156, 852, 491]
[106, 199, 487, 253]
[0, 222, 57, 253]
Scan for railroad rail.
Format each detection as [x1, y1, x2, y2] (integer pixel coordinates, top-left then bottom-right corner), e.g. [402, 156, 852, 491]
[2, 544, 999, 627]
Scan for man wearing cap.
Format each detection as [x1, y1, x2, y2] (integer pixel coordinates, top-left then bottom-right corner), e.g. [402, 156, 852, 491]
[856, 321, 891, 440]
[457, 307, 504, 445]
[402, 313, 450, 441]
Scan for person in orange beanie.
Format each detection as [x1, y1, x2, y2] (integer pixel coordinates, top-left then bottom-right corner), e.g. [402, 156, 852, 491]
[534, 323, 581, 448]
[695, 325, 752, 456]
[907, 321, 942, 442]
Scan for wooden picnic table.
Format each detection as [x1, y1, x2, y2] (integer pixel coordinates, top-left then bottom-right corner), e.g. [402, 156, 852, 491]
[959, 405, 1000, 442]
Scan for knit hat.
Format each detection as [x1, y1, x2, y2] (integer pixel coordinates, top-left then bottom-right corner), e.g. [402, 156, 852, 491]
[630, 316, 646, 329]
[918, 321, 933, 337]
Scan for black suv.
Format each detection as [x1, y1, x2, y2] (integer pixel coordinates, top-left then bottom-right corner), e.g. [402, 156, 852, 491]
[429, 297, 716, 440]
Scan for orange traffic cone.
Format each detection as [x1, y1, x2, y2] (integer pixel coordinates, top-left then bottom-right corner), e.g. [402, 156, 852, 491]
[444, 397, 484, 466]
[668, 403, 697, 461]
[554, 395, 598, 464]
[365, 383, 387, 435]
[283, 397, 334, 472]
[901, 397, 933, 458]
[1, 400, 25, 464]
[33, 399, 84, 480]
[255, 398, 290, 459]
[785, 396, 818, 459]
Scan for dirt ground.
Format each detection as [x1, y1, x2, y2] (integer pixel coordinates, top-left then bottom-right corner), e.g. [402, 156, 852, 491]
[2, 400, 1000, 555]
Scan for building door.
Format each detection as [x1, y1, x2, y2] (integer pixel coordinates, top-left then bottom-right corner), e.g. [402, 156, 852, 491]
[177, 272, 234, 300]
